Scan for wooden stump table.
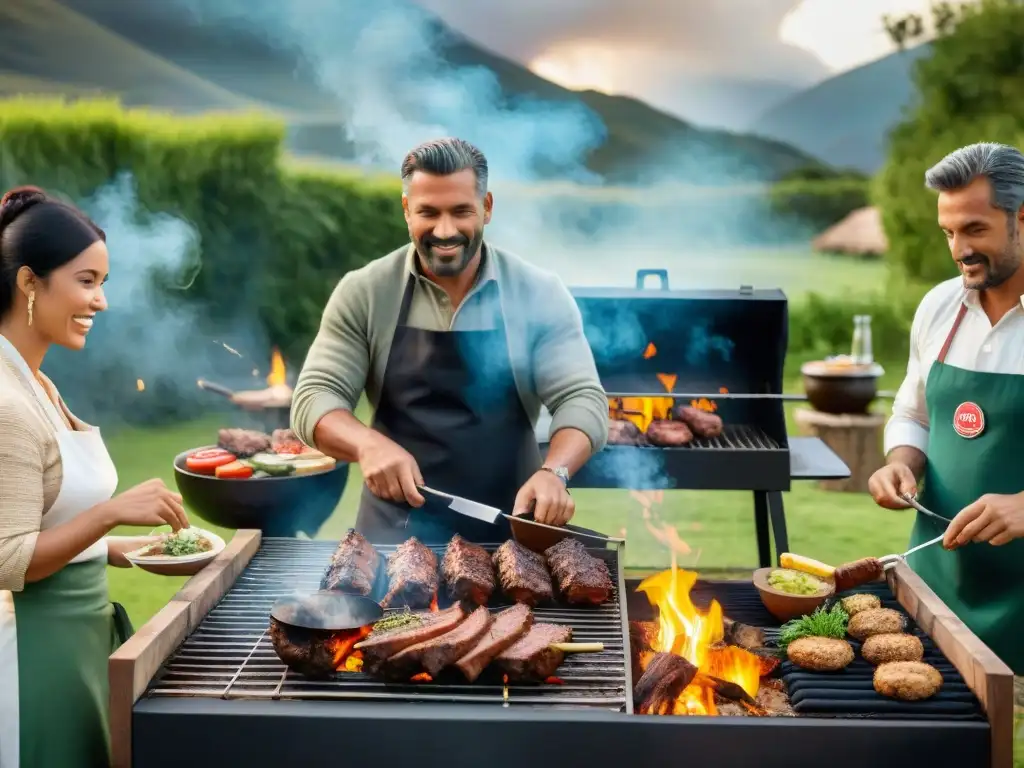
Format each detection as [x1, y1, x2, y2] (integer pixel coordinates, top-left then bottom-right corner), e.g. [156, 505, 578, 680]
[793, 408, 885, 493]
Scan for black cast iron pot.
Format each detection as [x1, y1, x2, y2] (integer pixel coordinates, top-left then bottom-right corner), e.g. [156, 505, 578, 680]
[800, 361, 885, 414]
[173, 445, 349, 537]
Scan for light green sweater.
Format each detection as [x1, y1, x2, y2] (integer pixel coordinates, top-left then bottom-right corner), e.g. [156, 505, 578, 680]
[290, 242, 609, 453]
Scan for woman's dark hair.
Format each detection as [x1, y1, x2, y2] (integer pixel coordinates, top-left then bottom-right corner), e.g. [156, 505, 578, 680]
[0, 185, 106, 320]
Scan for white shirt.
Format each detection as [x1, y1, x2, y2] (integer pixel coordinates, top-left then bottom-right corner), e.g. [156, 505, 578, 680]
[884, 277, 1024, 455]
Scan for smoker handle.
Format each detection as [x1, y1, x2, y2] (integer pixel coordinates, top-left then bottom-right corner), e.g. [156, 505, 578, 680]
[635, 269, 669, 290]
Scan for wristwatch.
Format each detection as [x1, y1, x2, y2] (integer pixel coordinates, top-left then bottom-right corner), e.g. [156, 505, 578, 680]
[542, 466, 570, 486]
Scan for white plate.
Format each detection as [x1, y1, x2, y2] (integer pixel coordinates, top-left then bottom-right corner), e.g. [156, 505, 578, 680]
[124, 528, 226, 575]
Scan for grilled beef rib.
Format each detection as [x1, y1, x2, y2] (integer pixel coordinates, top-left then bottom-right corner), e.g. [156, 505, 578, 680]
[543, 538, 613, 605]
[357, 604, 465, 675]
[381, 537, 438, 609]
[455, 604, 535, 682]
[320, 529, 380, 596]
[379, 605, 493, 679]
[493, 540, 553, 606]
[441, 535, 495, 606]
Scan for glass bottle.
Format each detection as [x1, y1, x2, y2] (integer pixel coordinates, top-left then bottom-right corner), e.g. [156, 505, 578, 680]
[851, 315, 873, 365]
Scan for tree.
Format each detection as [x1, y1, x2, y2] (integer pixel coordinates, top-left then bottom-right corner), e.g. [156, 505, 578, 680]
[876, 0, 1024, 282]
[883, 12, 926, 52]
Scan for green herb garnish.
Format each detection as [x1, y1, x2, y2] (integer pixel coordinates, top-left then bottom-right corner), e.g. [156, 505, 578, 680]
[371, 610, 423, 634]
[777, 604, 849, 653]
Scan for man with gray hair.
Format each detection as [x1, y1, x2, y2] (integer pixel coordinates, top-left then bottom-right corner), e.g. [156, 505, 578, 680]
[291, 137, 608, 545]
[868, 142, 1024, 675]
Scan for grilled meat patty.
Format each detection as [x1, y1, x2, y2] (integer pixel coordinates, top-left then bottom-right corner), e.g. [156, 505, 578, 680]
[379, 605, 493, 680]
[381, 537, 439, 609]
[672, 405, 723, 438]
[861, 633, 924, 665]
[358, 604, 465, 674]
[455, 604, 534, 682]
[873, 661, 943, 700]
[840, 593, 882, 617]
[493, 540, 553, 606]
[543, 538, 613, 605]
[847, 608, 906, 641]
[786, 637, 855, 671]
[442, 535, 495, 606]
[495, 623, 572, 681]
[608, 419, 644, 446]
[217, 428, 271, 457]
[320, 529, 380, 596]
[645, 419, 693, 446]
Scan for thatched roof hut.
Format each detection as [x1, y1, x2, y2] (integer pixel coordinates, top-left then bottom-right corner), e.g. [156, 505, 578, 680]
[812, 206, 888, 257]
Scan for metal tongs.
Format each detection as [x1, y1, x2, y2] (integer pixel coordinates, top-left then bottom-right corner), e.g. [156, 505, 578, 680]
[877, 493, 949, 571]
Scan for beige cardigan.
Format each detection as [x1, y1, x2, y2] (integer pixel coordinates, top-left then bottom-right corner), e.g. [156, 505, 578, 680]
[0, 353, 76, 591]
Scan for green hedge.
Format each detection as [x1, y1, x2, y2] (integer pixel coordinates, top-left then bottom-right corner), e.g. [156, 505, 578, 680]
[768, 177, 871, 236]
[876, 0, 1024, 282]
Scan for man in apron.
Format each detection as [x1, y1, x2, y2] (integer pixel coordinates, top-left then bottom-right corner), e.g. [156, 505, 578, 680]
[868, 142, 1024, 684]
[291, 137, 608, 545]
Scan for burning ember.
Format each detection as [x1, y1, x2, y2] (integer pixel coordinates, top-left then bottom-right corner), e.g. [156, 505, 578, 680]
[326, 626, 373, 673]
[136, 379, 145, 393]
[266, 347, 287, 388]
[636, 558, 765, 716]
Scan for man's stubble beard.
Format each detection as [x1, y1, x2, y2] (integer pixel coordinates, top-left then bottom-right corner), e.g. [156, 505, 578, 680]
[964, 220, 1022, 291]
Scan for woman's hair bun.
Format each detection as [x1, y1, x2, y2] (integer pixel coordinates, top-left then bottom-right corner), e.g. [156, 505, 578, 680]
[0, 185, 47, 230]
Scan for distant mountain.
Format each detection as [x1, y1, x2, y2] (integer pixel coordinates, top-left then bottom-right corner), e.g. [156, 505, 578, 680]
[1, 0, 825, 184]
[749, 44, 933, 173]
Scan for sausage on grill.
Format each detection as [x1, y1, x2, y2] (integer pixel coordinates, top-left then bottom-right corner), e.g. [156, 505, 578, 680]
[672, 405, 723, 438]
[833, 557, 884, 593]
[645, 419, 693, 446]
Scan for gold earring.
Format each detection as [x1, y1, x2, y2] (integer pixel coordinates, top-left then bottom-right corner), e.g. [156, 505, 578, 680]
[27, 291, 34, 327]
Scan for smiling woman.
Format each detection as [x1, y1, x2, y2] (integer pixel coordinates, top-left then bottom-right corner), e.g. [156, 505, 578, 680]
[0, 185, 190, 767]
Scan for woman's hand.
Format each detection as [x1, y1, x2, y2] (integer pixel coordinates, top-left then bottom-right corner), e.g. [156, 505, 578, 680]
[98, 478, 189, 531]
[106, 535, 161, 568]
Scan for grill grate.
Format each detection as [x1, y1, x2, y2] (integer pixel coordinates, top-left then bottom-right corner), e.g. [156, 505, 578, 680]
[144, 538, 630, 711]
[690, 580, 985, 721]
[609, 424, 781, 452]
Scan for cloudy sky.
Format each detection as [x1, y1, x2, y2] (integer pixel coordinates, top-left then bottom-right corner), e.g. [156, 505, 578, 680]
[415, 0, 949, 129]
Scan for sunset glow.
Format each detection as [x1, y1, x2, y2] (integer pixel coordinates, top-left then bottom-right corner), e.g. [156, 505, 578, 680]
[528, 43, 620, 94]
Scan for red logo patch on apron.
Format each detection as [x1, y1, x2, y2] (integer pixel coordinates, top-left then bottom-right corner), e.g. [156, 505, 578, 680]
[953, 402, 985, 439]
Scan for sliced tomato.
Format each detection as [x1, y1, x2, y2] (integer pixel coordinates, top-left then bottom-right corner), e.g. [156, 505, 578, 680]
[186, 452, 237, 474]
[215, 460, 254, 479]
[191, 448, 233, 460]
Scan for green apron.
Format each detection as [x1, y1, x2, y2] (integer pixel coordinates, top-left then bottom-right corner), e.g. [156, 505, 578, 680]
[909, 302, 1024, 674]
[12, 560, 132, 767]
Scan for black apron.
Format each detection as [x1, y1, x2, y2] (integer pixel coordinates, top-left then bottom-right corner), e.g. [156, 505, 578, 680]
[354, 274, 542, 545]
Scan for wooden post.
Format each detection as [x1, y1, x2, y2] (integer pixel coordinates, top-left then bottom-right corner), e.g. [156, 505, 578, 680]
[887, 562, 1015, 768]
[793, 408, 885, 493]
[108, 529, 262, 768]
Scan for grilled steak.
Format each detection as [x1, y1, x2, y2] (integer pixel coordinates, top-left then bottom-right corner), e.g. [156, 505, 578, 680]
[320, 529, 380, 596]
[608, 419, 643, 446]
[357, 604, 465, 674]
[217, 428, 271, 457]
[493, 540, 553, 606]
[378, 605, 493, 679]
[455, 603, 534, 682]
[543, 538, 613, 605]
[381, 537, 438, 609]
[495, 623, 572, 681]
[441, 535, 495, 606]
[645, 419, 693, 446]
[672, 405, 723, 438]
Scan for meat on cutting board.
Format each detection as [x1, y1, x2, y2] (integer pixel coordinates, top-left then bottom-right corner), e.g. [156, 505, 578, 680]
[543, 538, 613, 605]
[357, 604, 465, 674]
[441, 535, 495, 606]
[320, 528, 381, 596]
[495, 623, 572, 681]
[378, 605, 493, 679]
[493, 540, 554, 606]
[455, 603, 534, 682]
[381, 537, 439, 609]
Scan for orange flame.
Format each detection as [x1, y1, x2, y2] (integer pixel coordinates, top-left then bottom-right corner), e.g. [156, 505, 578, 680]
[326, 626, 372, 672]
[429, 593, 439, 612]
[643, 342, 657, 359]
[266, 347, 287, 387]
[136, 379, 145, 392]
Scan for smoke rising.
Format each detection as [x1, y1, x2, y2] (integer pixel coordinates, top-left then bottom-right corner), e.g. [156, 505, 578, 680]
[44, 173, 270, 426]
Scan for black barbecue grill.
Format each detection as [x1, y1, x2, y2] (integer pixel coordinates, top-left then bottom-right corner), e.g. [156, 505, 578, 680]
[127, 536, 1004, 768]
[142, 538, 632, 709]
[540, 269, 852, 569]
